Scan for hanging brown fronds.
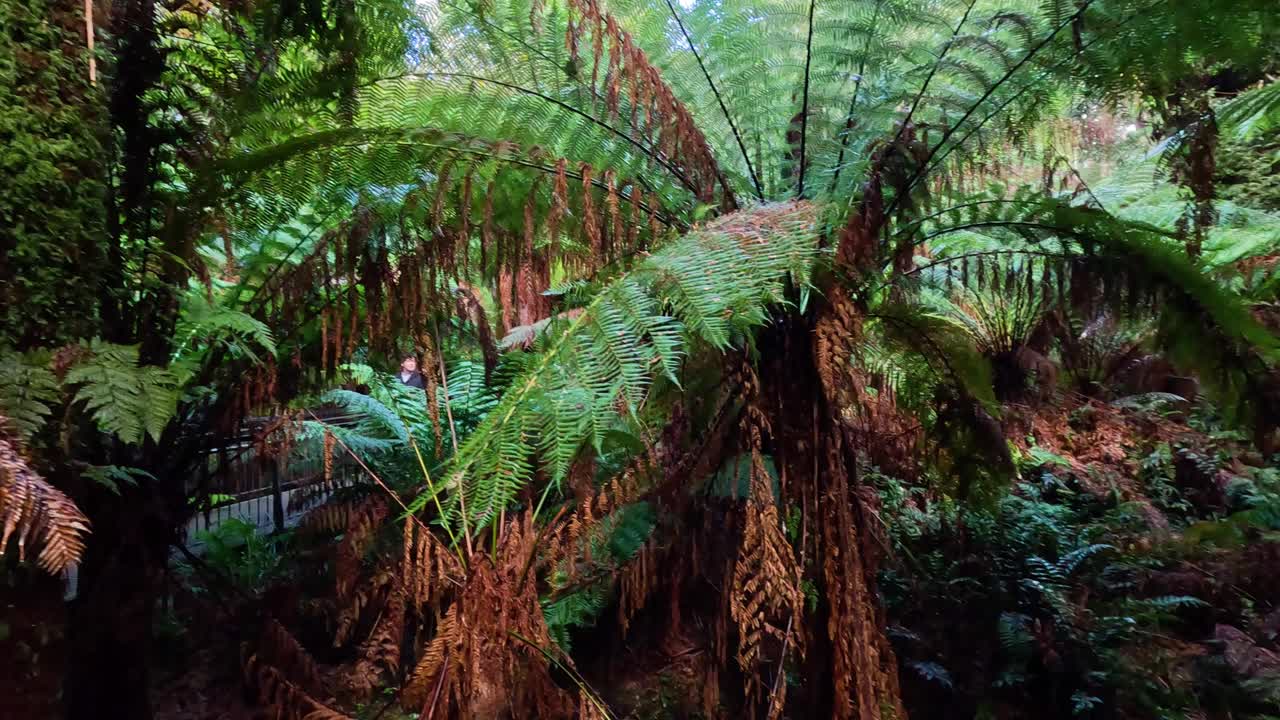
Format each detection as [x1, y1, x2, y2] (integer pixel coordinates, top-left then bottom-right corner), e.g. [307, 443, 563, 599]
[580, 163, 602, 263]
[299, 500, 356, 536]
[402, 515, 575, 718]
[335, 496, 389, 603]
[729, 448, 804, 704]
[548, 158, 569, 247]
[618, 538, 656, 635]
[813, 285, 864, 410]
[604, 169, 622, 262]
[351, 584, 406, 698]
[220, 230, 240, 283]
[402, 605, 457, 711]
[403, 512, 464, 611]
[242, 650, 353, 720]
[817, 444, 905, 720]
[454, 284, 498, 382]
[334, 569, 394, 649]
[258, 619, 324, 695]
[0, 432, 90, 574]
[323, 428, 335, 485]
[545, 0, 731, 205]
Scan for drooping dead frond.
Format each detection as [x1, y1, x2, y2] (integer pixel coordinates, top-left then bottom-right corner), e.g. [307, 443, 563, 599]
[402, 514, 574, 718]
[732, 445, 798, 702]
[819, 452, 905, 720]
[335, 496, 389, 603]
[351, 584, 406, 698]
[334, 569, 393, 648]
[618, 537, 656, 635]
[259, 618, 324, 695]
[403, 513, 464, 612]
[299, 499, 356, 535]
[454, 284, 498, 382]
[242, 650, 352, 720]
[0, 431, 90, 574]
[401, 605, 457, 711]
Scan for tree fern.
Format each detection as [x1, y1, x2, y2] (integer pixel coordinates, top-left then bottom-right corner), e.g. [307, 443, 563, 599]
[417, 202, 818, 531]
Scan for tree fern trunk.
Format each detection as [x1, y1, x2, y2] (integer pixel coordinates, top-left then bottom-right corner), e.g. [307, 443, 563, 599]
[64, 488, 169, 720]
[756, 313, 906, 719]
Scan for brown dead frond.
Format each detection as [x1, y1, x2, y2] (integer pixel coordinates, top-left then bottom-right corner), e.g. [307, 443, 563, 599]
[242, 650, 352, 720]
[299, 500, 355, 536]
[401, 604, 457, 710]
[0, 432, 90, 574]
[618, 538, 656, 636]
[401, 513, 575, 719]
[334, 569, 393, 648]
[335, 496, 389, 603]
[259, 618, 324, 695]
[403, 513, 464, 612]
[729, 450, 804, 704]
[351, 584, 406, 698]
[819, 446, 905, 720]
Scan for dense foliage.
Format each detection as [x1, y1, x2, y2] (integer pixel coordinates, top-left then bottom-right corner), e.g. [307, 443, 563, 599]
[2, 0, 1280, 719]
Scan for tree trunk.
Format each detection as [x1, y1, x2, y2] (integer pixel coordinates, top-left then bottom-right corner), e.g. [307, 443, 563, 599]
[757, 310, 907, 719]
[63, 490, 171, 720]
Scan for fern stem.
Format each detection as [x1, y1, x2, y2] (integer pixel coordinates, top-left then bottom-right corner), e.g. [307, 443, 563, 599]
[371, 73, 702, 198]
[884, 0, 979, 161]
[661, 0, 764, 201]
[887, 0, 1100, 219]
[915, 8, 1139, 191]
[409, 437, 469, 567]
[893, 199, 1042, 236]
[795, 0, 817, 199]
[827, 0, 886, 195]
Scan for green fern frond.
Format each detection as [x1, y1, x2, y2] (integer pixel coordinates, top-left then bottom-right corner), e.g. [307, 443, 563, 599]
[0, 352, 60, 442]
[1219, 80, 1280, 142]
[174, 291, 277, 361]
[64, 341, 180, 445]
[82, 465, 156, 496]
[419, 202, 818, 532]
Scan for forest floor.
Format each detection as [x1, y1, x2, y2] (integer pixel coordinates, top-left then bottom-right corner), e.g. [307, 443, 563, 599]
[3, 392, 1277, 719]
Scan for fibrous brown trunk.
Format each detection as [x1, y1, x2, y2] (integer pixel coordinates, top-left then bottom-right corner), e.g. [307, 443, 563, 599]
[756, 310, 906, 719]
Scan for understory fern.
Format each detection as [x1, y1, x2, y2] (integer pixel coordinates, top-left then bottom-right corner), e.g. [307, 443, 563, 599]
[0, 352, 60, 441]
[65, 341, 181, 445]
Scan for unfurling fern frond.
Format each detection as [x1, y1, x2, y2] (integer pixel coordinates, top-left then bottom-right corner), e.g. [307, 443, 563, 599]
[0, 432, 90, 573]
[64, 341, 180, 445]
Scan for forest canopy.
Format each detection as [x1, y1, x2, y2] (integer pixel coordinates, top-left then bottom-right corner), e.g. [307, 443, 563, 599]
[2, 0, 1280, 718]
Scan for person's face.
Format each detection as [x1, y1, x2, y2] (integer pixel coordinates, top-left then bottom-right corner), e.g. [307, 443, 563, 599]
[401, 357, 417, 373]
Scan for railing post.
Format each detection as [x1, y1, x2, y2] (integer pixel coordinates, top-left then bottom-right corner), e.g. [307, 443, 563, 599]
[271, 454, 285, 533]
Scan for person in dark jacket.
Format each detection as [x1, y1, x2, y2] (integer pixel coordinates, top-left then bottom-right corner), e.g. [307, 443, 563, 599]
[398, 353, 425, 388]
